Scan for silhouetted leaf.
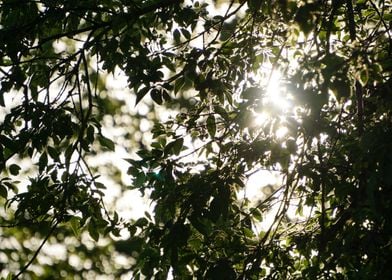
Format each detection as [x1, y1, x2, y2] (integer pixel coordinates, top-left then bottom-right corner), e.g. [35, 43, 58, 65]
[9, 164, 21, 176]
[206, 115, 216, 138]
[0, 184, 7, 199]
[98, 135, 115, 151]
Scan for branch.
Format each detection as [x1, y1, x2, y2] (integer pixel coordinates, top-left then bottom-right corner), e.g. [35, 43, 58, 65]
[326, 0, 343, 53]
[346, 0, 356, 41]
[12, 218, 60, 280]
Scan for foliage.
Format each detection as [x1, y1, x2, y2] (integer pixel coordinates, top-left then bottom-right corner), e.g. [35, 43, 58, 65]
[1, 0, 391, 279]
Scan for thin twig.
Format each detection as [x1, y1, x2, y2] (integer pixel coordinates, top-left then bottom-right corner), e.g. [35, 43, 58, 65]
[12, 218, 60, 280]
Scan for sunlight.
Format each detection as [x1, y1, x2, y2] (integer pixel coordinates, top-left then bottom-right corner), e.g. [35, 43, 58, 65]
[253, 70, 293, 128]
[265, 71, 291, 110]
[254, 112, 269, 125]
[275, 126, 288, 138]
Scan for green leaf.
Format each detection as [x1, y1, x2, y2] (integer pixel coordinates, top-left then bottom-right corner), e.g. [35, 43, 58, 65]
[114, 238, 143, 255]
[294, 4, 316, 34]
[134, 172, 146, 187]
[331, 78, 352, 102]
[0, 184, 7, 199]
[206, 259, 236, 280]
[2, 179, 18, 193]
[9, 164, 21, 176]
[286, 138, 297, 154]
[0, 135, 17, 151]
[189, 216, 212, 236]
[135, 87, 150, 105]
[359, 68, 369, 86]
[86, 125, 95, 144]
[65, 145, 74, 167]
[207, 115, 216, 138]
[173, 29, 181, 43]
[251, 208, 263, 222]
[181, 28, 191, 40]
[134, 217, 148, 228]
[164, 138, 184, 156]
[70, 217, 81, 238]
[210, 197, 222, 222]
[150, 89, 163, 105]
[95, 182, 106, 189]
[47, 146, 60, 162]
[0, 91, 4, 107]
[98, 135, 115, 151]
[162, 90, 171, 102]
[188, 236, 203, 251]
[38, 152, 48, 173]
[247, 0, 262, 11]
[88, 220, 99, 242]
[172, 138, 184, 155]
[242, 87, 261, 100]
[174, 77, 185, 95]
[214, 105, 228, 120]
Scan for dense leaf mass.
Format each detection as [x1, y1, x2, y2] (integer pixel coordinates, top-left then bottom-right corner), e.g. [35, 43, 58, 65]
[0, 0, 391, 279]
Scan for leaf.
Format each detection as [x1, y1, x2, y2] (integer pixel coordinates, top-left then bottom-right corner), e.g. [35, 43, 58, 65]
[331, 78, 352, 102]
[88, 220, 99, 242]
[214, 105, 228, 120]
[181, 28, 191, 40]
[38, 152, 48, 173]
[206, 259, 236, 280]
[98, 135, 115, 151]
[241, 87, 261, 100]
[173, 29, 181, 43]
[188, 236, 202, 251]
[0, 135, 17, 151]
[134, 217, 149, 228]
[50, 169, 58, 182]
[172, 138, 184, 155]
[247, 0, 262, 11]
[207, 115, 216, 138]
[0, 91, 4, 107]
[150, 89, 163, 105]
[174, 77, 185, 95]
[135, 87, 150, 105]
[65, 145, 74, 166]
[134, 172, 146, 187]
[189, 216, 212, 236]
[9, 164, 21, 176]
[294, 4, 316, 34]
[86, 125, 95, 144]
[95, 182, 106, 189]
[47, 146, 60, 162]
[175, 223, 191, 247]
[359, 68, 369, 86]
[210, 197, 222, 222]
[114, 238, 143, 255]
[286, 138, 297, 154]
[162, 90, 171, 102]
[164, 138, 184, 156]
[70, 217, 81, 238]
[0, 184, 7, 199]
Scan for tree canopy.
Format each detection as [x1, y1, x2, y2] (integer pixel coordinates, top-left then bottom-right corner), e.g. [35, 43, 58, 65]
[1, 0, 391, 279]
